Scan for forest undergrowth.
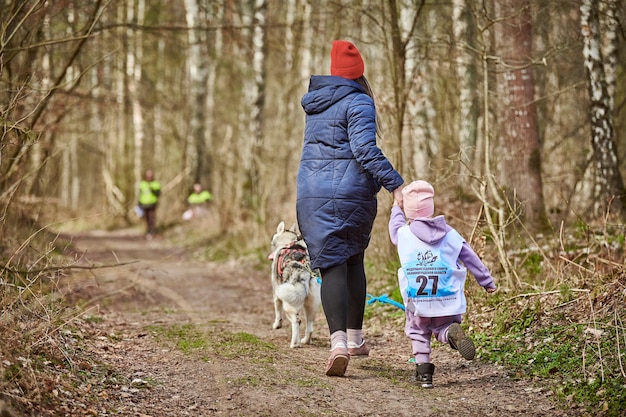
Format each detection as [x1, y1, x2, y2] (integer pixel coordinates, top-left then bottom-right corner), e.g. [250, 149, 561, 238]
[0, 201, 625, 416]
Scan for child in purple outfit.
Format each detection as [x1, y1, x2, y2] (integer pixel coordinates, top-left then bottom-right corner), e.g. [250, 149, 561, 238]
[388, 180, 496, 388]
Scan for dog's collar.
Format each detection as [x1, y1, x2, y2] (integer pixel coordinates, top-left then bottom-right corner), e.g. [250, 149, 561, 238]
[284, 230, 303, 242]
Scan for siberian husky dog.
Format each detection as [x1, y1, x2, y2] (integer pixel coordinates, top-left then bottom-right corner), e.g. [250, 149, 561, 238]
[268, 221, 321, 348]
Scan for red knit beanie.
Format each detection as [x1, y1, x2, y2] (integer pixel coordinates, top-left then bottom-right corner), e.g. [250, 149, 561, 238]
[330, 40, 364, 80]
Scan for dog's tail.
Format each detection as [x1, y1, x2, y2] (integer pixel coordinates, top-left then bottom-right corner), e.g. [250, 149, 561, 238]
[276, 282, 308, 306]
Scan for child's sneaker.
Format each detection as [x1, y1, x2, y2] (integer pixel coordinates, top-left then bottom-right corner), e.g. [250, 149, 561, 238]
[325, 347, 349, 376]
[416, 362, 435, 388]
[447, 323, 475, 360]
[347, 341, 370, 357]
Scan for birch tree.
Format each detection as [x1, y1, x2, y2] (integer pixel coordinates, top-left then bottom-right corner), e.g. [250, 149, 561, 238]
[380, 0, 429, 178]
[127, 0, 146, 202]
[580, 0, 625, 218]
[60, 7, 81, 211]
[248, 0, 268, 217]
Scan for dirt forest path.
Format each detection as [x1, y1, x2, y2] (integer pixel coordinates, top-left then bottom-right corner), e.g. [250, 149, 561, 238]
[64, 229, 575, 417]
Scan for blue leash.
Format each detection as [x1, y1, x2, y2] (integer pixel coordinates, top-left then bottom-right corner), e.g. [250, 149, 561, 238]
[366, 293, 413, 363]
[314, 275, 404, 311]
[366, 293, 405, 311]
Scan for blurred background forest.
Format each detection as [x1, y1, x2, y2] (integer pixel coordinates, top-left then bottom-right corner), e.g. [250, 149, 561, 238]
[2, 0, 625, 245]
[2, 1, 626, 414]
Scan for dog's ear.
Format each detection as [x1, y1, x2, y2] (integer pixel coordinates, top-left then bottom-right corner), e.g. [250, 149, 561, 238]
[277, 221, 285, 234]
[289, 223, 297, 233]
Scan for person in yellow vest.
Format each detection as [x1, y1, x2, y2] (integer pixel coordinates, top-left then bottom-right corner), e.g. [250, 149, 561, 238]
[138, 169, 161, 237]
[182, 183, 213, 220]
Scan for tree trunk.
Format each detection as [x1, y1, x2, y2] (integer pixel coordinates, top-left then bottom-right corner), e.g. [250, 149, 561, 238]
[580, 0, 625, 218]
[493, 0, 548, 230]
[452, 0, 479, 188]
[154, 36, 165, 181]
[128, 0, 146, 195]
[248, 0, 268, 219]
[274, 0, 312, 216]
[116, 1, 131, 203]
[184, 0, 209, 184]
[383, 0, 428, 179]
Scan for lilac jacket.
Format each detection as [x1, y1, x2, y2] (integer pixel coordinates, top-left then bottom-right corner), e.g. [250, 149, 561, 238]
[388, 206, 496, 290]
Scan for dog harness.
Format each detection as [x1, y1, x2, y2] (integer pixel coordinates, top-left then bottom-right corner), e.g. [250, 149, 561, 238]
[276, 242, 309, 281]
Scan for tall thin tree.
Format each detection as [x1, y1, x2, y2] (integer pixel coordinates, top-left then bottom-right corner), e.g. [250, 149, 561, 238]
[580, 0, 625, 218]
[248, 0, 268, 218]
[381, 0, 428, 178]
[452, 0, 479, 186]
[128, 0, 146, 202]
[184, 0, 209, 184]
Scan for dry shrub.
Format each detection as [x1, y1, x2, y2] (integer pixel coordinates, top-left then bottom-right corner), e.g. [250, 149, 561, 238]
[0, 208, 86, 415]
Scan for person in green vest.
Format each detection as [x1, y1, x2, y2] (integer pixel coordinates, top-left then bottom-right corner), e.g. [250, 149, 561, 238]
[182, 183, 213, 220]
[138, 169, 161, 237]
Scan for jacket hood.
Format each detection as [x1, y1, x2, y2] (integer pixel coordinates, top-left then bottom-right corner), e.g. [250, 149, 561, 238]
[301, 75, 365, 115]
[409, 215, 451, 244]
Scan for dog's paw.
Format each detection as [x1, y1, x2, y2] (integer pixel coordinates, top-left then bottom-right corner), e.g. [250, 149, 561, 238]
[290, 342, 301, 348]
[272, 319, 282, 330]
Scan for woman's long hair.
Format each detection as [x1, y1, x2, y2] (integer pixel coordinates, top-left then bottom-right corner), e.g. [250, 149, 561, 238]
[355, 76, 382, 137]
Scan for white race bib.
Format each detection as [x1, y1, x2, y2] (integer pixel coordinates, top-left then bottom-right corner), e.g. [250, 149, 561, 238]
[397, 227, 467, 317]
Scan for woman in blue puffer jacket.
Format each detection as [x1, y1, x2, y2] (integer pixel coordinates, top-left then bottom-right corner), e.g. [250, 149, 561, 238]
[296, 40, 404, 377]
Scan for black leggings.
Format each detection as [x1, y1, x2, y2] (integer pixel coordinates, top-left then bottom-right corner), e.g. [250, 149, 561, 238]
[319, 252, 367, 334]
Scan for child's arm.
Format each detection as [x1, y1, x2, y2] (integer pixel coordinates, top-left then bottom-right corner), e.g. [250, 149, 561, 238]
[459, 243, 496, 292]
[388, 205, 406, 246]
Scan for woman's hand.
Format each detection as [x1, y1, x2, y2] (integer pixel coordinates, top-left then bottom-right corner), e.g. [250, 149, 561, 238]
[392, 186, 404, 208]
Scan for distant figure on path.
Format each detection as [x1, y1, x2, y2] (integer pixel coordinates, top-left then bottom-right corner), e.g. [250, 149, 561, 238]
[182, 183, 213, 220]
[138, 169, 161, 238]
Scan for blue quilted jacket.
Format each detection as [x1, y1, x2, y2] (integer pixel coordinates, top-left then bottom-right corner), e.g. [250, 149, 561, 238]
[296, 75, 404, 270]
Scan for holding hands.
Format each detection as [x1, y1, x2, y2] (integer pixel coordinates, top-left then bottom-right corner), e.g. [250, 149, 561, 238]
[392, 186, 404, 208]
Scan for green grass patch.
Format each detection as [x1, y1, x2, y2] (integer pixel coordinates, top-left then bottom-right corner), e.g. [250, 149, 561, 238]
[475, 317, 626, 416]
[146, 323, 277, 361]
[476, 324, 581, 376]
[147, 323, 207, 353]
[292, 376, 327, 388]
[83, 315, 105, 324]
[211, 331, 276, 360]
[521, 252, 543, 276]
[233, 374, 262, 386]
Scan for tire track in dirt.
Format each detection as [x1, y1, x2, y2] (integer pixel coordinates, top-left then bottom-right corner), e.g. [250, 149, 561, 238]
[65, 231, 236, 415]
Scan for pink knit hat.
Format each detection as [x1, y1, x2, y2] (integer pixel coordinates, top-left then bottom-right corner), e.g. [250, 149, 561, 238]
[402, 180, 435, 219]
[330, 40, 364, 80]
